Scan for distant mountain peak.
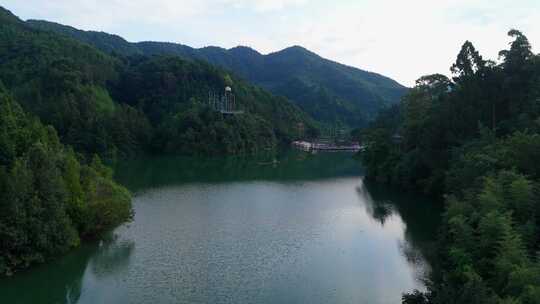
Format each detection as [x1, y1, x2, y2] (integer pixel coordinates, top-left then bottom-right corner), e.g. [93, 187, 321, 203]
[277, 45, 316, 56]
[229, 46, 261, 55]
[28, 19, 77, 31]
[23, 18, 407, 127]
[285, 45, 309, 51]
[0, 6, 12, 15]
[200, 45, 226, 52]
[0, 7, 22, 24]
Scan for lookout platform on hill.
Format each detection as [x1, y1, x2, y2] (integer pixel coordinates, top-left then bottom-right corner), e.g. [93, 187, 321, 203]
[209, 87, 244, 115]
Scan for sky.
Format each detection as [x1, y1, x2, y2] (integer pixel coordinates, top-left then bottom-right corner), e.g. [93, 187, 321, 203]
[3, 0, 540, 86]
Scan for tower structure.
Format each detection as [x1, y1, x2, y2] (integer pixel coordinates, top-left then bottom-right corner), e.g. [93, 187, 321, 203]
[208, 86, 242, 114]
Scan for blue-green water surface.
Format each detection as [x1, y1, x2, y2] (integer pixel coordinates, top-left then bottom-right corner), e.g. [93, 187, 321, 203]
[1, 151, 441, 304]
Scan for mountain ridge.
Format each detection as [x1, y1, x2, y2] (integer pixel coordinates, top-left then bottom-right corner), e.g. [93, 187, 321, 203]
[27, 19, 408, 127]
[0, 7, 317, 158]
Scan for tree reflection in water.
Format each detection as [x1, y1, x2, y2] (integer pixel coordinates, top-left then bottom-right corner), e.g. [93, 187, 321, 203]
[0, 232, 134, 304]
[1, 154, 442, 304]
[356, 179, 443, 285]
[89, 234, 135, 279]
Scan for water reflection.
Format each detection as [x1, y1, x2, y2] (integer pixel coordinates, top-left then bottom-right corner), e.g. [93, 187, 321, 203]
[0, 245, 91, 304]
[89, 235, 135, 279]
[0, 232, 134, 304]
[359, 179, 443, 283]
[1, 152, 441, 304]
[357, 183, 394, 225]
[112, 150, 363, 192]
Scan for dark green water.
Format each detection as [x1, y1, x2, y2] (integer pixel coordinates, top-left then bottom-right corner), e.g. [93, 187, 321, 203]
[0, 151, 441, 304]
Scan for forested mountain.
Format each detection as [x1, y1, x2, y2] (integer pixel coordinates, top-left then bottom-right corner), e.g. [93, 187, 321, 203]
[27, 19, 407, 127]
[0, 6, 135, 276]
[0, 7, 316, 158]
[0, 83, 132, 276]
[361, 30, 540, 303]
[0, 5, 318, 275]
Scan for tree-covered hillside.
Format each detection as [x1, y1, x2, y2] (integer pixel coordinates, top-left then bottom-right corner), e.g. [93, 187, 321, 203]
[361, 30, 540, 303]
[0, 84, 132, 276]
[0, 7, 316, 158]
[0, 5, 319, 276]
[27, 19, 407, 128]
[0, 8, 135, 276]
[110, 55, 317, 155]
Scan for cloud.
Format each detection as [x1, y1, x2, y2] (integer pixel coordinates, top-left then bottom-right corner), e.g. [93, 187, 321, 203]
[262, 0, 540, 85]
[220, 0, 309, 12]
[3, 0, 540, 86]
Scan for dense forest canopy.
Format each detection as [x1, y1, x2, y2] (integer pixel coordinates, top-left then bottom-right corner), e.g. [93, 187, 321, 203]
[362, 30, 540, 303]
[0, 6, 133, 276]
[0, 84, 132, 275]
[0, 7, 317, 159]
[27, 19, 407, 128]
[0, 5, 319, 276]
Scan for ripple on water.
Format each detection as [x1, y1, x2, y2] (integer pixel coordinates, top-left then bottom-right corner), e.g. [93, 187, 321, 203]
[0, 169, 439, 304]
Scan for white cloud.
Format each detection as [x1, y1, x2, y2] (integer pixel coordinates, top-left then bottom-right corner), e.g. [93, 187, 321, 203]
[3, 0, 540, 86]
[220, 0, 309, 12]
[262, 0, 540, 85]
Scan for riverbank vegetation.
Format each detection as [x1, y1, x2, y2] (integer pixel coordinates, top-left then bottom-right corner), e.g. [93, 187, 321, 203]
[0, 7, 317, 159]
[361, 30, 540, 303]
[0, 6, 318, 276]
[0, 86, 132, 276]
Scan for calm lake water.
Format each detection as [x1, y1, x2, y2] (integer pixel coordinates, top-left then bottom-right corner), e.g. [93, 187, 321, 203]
[0, 151, 441, 304]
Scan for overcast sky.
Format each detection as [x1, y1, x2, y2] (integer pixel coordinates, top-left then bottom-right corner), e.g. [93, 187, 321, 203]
[4, 0, 540, 86]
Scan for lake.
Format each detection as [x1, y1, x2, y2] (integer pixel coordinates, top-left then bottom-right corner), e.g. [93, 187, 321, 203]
[0, 151, 441, 304]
